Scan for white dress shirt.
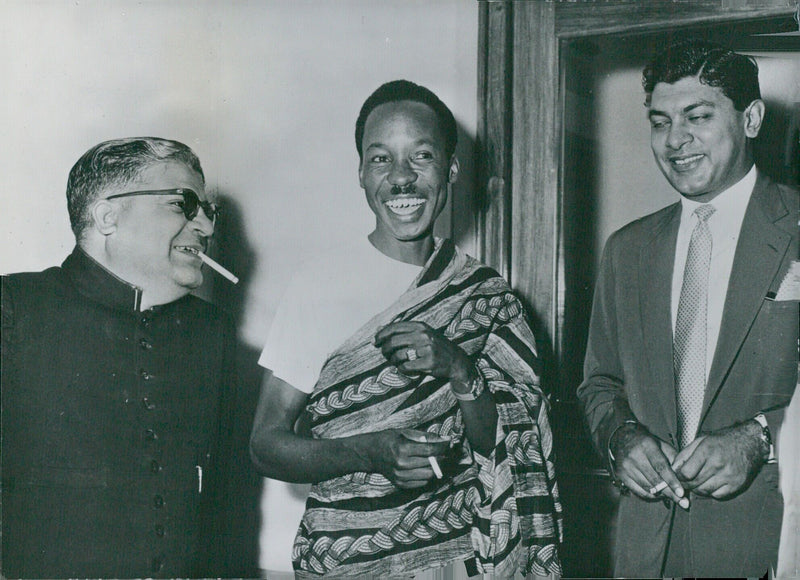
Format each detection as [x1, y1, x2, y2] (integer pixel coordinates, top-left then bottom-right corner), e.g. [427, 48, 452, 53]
[671, 165, 757, 379]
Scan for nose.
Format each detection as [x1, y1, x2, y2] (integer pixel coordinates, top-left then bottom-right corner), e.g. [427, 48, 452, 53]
[387, 158, 417, 188]
[189, 207, 215, 238]
[666, 120, 692, 150]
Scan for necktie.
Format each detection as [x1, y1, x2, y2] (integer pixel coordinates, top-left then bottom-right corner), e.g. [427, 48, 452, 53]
[674, 204, 716, 448]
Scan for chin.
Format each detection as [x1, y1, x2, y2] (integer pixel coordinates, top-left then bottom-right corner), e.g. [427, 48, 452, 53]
[392, 222, 434, 240]
[675, 184, 713, 198]
[666, 176, 709, 197]
[173, 269, 204, 290]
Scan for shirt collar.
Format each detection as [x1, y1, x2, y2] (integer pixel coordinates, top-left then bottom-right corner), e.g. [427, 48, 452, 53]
[680, 164, 757, 222]
[62, 247, 143, 312]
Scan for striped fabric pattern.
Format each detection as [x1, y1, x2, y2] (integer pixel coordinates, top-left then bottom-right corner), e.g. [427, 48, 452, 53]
[293, 240, 563, 578]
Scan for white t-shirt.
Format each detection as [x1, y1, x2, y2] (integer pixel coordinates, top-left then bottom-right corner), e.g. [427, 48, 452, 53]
[257, 238, 421, 572]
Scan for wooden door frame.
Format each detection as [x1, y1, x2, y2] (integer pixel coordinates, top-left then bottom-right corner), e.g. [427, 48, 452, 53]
[476, 0, 797, 397]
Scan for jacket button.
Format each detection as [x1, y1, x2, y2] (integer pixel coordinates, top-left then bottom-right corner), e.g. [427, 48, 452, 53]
[154, 524, 165, 537]
[144, 428, 158, 441]
[142, 397, 156, 410]
[153, 494, 164, 508]
[139, 338, 153, 350]
[140, 369, 153, 381]
[150, 459, 161, 474]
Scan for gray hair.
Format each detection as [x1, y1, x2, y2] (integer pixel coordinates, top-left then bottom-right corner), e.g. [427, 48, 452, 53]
[66, 137, 205, 240]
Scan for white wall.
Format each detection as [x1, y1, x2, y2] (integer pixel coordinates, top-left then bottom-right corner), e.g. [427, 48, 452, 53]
[0, 0, 478, 348]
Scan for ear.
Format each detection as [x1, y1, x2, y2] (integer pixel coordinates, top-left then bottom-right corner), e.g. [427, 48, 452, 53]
[743, 99, 765, 139]
[358, 159, 366, 189]
[91, 199, 119, 236]
[447, 156, 459, 184]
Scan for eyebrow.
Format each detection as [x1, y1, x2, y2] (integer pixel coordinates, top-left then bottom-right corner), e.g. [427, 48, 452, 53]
[648, 100, 716, 119]
[364, 139, 437, 151]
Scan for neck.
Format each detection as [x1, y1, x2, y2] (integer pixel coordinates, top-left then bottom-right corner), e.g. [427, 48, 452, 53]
[368, 231, 434, 266]
[80, 240, 188, 311]
[137, 288, 189, 311]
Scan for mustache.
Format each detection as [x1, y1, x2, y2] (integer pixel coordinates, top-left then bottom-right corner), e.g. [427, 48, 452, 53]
[390, 184, 418, 196]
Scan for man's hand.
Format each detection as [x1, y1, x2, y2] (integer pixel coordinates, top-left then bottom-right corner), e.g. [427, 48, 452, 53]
[611, 422, 689, 509]
[374, 321, 498, 456]
[251, 375, 456, 486]
[374, 321, 473, 383]
[362, 429, 453, 489]
[671, 420, 766, 499]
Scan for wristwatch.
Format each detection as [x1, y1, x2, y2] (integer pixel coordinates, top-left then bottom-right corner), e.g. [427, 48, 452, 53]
[608, 419, 640, 464]
[752, 413, 776, 464]
[450, 372, 485, 401]
[607, 420, 640, 491]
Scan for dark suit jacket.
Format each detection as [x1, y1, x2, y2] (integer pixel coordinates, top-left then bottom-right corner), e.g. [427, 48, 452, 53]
[577, 172, 798, 577]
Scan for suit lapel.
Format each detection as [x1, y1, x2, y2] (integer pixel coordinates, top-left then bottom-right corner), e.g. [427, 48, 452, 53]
[639, 203, 682, 437]
[701, 174, 792, 421]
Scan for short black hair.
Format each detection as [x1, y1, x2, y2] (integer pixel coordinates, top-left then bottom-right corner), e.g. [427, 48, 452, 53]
[643, 38, 761, 111]
[355, 80, 458, 161]
[67, 137, 204, 241]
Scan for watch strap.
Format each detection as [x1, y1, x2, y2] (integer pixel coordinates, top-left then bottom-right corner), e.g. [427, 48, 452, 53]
[451, 373, 485, 401]
[753, 413, 776, 464]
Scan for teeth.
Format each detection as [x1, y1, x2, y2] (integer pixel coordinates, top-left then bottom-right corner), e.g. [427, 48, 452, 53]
[673, 154, 703, 167]
[385, 198, 425, 209]
[385, 198, 425, 215]
[176, 246, 200, 254]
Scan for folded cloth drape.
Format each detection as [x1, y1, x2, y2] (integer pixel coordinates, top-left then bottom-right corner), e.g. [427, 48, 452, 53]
[292, 239, 563, 578]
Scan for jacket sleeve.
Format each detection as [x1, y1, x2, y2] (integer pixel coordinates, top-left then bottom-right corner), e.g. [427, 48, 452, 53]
[576, 235, 638, 459]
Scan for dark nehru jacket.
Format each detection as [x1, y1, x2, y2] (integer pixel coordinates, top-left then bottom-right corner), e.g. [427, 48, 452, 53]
[1, 247, 236, 578]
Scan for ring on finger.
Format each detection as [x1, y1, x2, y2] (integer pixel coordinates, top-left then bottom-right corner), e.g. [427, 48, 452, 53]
[406, 348, 418, 361]
[649, 481, 668, 495]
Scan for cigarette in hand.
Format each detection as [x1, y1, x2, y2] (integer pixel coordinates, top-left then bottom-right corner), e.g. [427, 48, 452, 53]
[399, 429, 445, 479]
[427, 456, 443, 479]
[198, 251, 239, 284]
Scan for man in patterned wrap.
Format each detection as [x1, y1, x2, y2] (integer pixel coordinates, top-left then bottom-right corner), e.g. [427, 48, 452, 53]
[250, 80, 562, 578]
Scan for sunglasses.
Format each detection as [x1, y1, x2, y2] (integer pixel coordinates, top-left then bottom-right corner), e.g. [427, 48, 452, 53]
[105, 188, 220, 223]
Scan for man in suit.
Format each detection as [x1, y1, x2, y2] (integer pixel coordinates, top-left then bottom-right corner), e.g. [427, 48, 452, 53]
[578, 39, 798, 578]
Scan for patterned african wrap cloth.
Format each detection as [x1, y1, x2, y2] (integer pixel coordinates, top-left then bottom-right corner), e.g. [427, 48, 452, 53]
[293, 240, 563, 578]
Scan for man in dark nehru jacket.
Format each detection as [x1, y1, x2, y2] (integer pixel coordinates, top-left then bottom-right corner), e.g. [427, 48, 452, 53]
[578, 39, 798, 578]
[2, 137, 237, 578]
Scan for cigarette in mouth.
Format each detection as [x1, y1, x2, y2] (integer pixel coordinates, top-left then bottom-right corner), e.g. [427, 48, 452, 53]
[198, 251, 239, 284]
[427, 456, 443, 479]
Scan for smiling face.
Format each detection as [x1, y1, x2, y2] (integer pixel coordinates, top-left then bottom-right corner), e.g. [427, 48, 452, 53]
[358, 100, 458, 261]
[648, 75, 762, 203]
[103, 161, 214, 304]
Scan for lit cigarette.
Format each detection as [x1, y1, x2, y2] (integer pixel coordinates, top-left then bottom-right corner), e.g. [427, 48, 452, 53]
[649, 481, 668, 495]
[198, 251, 239, 284]
[427, 456, 443, 479]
